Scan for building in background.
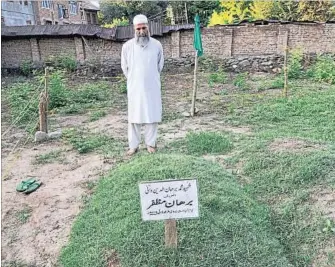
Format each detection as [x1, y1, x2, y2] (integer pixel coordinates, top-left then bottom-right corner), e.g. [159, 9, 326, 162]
[1, 1, 36, 26]
[1, 0, 100, 26]
[81, 1, 99, 24]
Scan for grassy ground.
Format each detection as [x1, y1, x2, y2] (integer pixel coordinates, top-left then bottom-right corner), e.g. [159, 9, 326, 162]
[2, 56, 334, 267]
[60, 154, 293, 267]
[59, 70, 334, 267]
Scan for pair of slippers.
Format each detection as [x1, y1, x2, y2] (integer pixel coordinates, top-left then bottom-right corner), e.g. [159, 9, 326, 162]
[16, 177, 42, 194]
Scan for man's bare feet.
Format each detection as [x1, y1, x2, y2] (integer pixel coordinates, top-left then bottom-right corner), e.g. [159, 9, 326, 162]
[127, 148, 138, 156]
[147, 146, 156, 153]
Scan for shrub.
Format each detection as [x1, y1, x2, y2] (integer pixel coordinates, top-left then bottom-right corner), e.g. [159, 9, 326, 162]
[288, 49, 304, 79]
[307, 55, 335, 84]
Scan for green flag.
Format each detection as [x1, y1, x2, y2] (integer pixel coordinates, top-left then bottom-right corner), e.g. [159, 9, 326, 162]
[193, 14, 203, 57]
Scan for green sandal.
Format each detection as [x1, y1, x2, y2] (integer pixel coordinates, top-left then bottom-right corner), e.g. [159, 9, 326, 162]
[16, 178, 36, 192]
[24, 181, 42, 194]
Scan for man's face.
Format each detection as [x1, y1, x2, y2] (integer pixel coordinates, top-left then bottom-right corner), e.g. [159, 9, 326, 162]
[135, 23, 149, 37]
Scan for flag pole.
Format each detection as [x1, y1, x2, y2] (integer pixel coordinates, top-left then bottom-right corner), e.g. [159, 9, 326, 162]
[191, 14, 202, 117]
[191, 50, 198, 117]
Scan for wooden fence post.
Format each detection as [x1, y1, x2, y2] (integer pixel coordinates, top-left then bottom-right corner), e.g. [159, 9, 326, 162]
[39, 68, 49, 133]
[191, 51, 198, 117]
[283, 46, 289, 98]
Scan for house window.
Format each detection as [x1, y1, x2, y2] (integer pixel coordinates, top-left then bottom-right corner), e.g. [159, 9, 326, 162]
[58, 5, 69, 19]
[26, 20, 32, 25]
[45, 20, 52, 24]
[58, 4, 64, 19]
[86, 12, 92, 24]
[24, 1, 28, 6]
[69, 1, 77, 15]
[92, 13, 97, 24]
[41, 0, 52, 9]
[80, 10, 84, 20]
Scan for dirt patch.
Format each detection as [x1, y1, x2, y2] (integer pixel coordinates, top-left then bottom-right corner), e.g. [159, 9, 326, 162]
[312, 240, 335, 267]
[269, 138, 324, 153]
[87, 112, 127, 138]
[311, 187, 335, 221]
[1, 141, 114, 266]
[159, 114, 251, 144]
[107, 250, 121, 267]
[51, 114, 88, 129]
[310, 187, 335, 267]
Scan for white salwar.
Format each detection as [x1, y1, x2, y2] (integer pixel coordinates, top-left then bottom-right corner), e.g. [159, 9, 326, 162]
[128, 123, 158, 149]
[121, 37, 164, 149]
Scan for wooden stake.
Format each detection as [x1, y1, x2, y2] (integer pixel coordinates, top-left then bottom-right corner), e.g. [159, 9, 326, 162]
[165, 219, 177, 248]
[44, 67, 49, 115]
[39, 94, 47, 133]
[191, 51, 198, 117]
[39, 68, 48, 133]
[283, 46, 288, 98]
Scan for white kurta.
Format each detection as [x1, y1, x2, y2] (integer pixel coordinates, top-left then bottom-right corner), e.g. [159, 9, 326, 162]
[121, 37, 164, 124]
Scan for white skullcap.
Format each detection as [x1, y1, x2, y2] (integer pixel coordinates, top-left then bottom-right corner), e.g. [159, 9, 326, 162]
[133, 14, 148, 25]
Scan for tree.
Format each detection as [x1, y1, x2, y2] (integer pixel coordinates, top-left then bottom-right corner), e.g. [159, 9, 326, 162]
[99, 1, 127, 24]
[103, 17, 129, 28]
[208, 0, 252, 26]
[269, 0, 301, 21]
[297, 0, 335, 21]
[99, 0, 168, 25]
[268, 0, 335, 21]
[249, 1, 274, 20]
[125, 1, 168, 22]
[99, 0, 335, 27]
[167, 1, 221, 25]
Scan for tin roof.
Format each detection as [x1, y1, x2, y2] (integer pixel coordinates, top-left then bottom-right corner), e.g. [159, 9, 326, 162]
[81, 1, 100, 11]
[1, 24, 116, 40]
[116, 20, 163, 40]
[1, 20, 334, 40]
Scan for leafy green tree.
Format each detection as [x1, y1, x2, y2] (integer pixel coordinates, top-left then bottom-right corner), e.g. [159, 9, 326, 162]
[168, 1, 222, 25]
[208, 0, 253, 26]
[297, 0, 335, 21]
[268, 0, 335, 21]
[99, 1, 168, 25]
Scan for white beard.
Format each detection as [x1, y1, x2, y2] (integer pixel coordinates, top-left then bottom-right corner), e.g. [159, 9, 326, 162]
[135, 30, 150, 46]
[136, 36, 150, 46]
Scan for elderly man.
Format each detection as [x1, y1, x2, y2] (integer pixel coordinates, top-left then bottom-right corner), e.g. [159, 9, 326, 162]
[121, 14, 164, 156]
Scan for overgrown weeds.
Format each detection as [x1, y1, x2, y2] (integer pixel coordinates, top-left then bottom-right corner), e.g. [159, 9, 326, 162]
[233, 73, 249, 90]
[4, 79, 42, 132]
[33, 150, 65, 165]
[62, 128, 125, 158]
[208, 67, 228, 87]
[46, 54, 77, 72]
[89, 110, 107, 122]
[16, 206, 32, 224]
[288, 49, 304, 79]
[307, 55, 335, 84]
[20, 60, 34, 76]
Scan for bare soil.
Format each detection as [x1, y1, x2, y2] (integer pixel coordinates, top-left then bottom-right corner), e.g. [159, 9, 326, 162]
[269, 138, 325, 153]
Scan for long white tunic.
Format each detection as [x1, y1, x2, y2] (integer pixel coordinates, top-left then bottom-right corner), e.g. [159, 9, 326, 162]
[121, 37, 164, 124]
